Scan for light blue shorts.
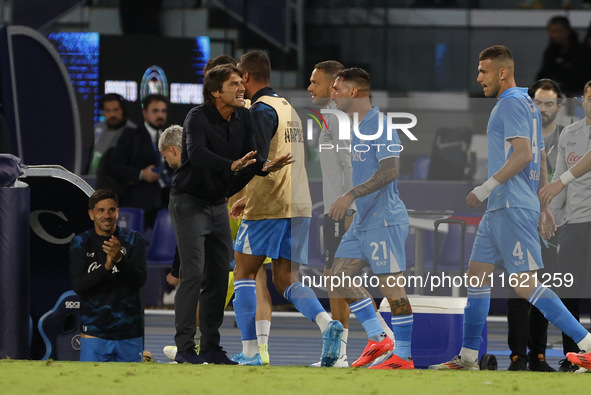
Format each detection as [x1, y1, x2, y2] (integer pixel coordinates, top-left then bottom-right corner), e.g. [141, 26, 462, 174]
[234, 218, 310, 265]
[80, 336, 143, 362]
[334, 224, 408, 274]
[470, 208, 543, 274]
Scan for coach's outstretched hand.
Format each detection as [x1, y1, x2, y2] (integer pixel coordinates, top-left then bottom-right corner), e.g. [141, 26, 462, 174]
[262, 153, 294, 172]
[232, 151, 258, 172]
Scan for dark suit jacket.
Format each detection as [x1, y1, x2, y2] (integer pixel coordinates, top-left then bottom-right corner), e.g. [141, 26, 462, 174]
[108, 124, 162, 215]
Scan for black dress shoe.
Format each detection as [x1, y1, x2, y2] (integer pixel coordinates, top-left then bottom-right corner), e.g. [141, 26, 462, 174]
[200, 347, 238, 365]
[528, 352, 556, 372]
[558, 358, 577, 372]
[175, 348, 207, 364]
[508, 354, 528, 371]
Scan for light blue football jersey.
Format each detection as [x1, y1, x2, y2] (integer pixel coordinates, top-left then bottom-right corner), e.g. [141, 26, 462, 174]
[350, 106, 409, 231]
[486, 87, 544, 213]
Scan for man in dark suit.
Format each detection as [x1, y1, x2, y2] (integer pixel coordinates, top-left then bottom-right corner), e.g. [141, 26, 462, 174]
[108, 94, 168, 228]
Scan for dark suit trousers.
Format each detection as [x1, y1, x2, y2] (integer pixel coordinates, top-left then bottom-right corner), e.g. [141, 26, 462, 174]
[169, 193, 232, 353]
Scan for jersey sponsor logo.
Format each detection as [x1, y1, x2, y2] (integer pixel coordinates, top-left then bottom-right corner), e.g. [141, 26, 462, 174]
[64, 300, 80, 309]
[86, 252, 94, 257]
[351, 151, 366, 162]
[567, 152, 583, 165]
[88, 261, 101, 273]
[529, 169, 539, 181]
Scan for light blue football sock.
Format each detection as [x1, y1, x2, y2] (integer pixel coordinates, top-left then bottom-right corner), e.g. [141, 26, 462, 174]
[391, 314, 413, 360]
[283, 282, 326, 322]
[462, 286, 491, 351]
[529, 284, 588, 344]
[349, 298, 384, 342]
[233, 279, 257, 341]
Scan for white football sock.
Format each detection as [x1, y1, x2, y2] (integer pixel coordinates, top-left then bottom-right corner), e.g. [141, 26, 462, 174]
[315, 312, 332, 333]
[256, 320, 271, 346]
[577, 333, 591, 352]
[339, 328, 349, 357]
[459, 347, 478, 364]
[242, 340, 259, 358]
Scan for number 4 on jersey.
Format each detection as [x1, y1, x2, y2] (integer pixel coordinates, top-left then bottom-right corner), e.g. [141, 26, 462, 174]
[513, 241, 524, 261]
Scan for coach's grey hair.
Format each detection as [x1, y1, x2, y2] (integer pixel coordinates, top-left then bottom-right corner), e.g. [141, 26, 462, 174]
[158, 124, 182, 151]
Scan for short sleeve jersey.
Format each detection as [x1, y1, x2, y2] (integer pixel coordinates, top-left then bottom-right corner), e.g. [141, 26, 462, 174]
[486, 87, 544, 213]
[351, 106, 409, 231]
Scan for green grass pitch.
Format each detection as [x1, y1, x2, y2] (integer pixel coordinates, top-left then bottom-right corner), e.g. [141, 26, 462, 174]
[1, 360, 590, 394]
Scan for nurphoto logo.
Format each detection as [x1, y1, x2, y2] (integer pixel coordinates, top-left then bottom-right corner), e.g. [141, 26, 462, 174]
[304, 108, 418, 153]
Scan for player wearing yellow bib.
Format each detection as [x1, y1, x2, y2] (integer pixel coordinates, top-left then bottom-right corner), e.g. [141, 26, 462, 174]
[231, 51, 344, 367]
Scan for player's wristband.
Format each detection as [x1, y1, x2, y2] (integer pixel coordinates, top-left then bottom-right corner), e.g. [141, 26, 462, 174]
[471, 177, 501, 202]
[559, 169, 576, 186]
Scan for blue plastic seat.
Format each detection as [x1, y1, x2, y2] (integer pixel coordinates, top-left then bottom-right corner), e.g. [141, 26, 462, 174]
[37, 290, 81, 361]
[147, 209, 176, 264]
[145, 209, 177, 307]
[117, 207, 145, 235]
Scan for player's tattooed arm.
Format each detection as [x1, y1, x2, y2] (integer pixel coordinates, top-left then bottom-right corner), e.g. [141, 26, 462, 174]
[349, 157, 400, 199]
[329, 157, 399, 221]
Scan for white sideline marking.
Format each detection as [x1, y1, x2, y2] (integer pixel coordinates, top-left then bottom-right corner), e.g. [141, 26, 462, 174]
[145, 309, 591, 325]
